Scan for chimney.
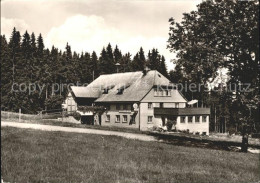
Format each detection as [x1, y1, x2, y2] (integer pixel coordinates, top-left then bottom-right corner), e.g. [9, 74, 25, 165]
[143, 66, 150, 75]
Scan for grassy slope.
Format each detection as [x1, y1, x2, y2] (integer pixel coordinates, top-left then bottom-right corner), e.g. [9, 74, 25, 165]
[1, 127, 259, 183]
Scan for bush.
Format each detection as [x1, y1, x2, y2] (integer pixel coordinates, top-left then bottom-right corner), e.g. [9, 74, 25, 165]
[166, 120, 176, 131]
[71, 112, 81, 121]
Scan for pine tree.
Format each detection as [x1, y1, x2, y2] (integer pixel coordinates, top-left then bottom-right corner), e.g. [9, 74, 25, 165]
[36, 33, 44, 56]
[131, 47, 146, 71]
[122, 52, 132, 72]
[0, 35, 12, 110]
[160, 55, 168, 77]
[106, 43, 115, 73]
[91, 51, 98, 79]
[147, 48, 160, 70]
[98, 47, 108, 75]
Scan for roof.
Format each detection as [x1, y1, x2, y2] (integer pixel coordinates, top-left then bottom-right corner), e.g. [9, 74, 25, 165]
[71, 70, 186, 103]
[95, 70, 170, 102]
[70, 86, 101, 98]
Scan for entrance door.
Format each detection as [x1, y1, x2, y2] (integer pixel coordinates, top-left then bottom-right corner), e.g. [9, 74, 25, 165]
[168, 116, 177, 122]
[98, 115, 102, 125]
[81, 116, 94, 125]
[167, 116, 177, 130]
[162, 117, 166, 126]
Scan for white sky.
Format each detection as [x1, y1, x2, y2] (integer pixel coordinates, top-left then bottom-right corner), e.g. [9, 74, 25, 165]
[1, 0, 202, 71]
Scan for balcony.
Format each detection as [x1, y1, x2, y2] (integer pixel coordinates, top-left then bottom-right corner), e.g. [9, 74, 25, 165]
[154, 107, 210, 116]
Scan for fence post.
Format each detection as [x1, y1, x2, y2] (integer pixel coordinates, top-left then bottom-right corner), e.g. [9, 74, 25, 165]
[19, 109, 21, 122]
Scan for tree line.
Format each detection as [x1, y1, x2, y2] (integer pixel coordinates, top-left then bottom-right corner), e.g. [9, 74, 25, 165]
[1, 28, 168, 113]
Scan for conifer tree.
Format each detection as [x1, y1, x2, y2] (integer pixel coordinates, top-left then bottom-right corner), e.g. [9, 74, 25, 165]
[160, 55, 168, 77]
[131, 47, 146, 71]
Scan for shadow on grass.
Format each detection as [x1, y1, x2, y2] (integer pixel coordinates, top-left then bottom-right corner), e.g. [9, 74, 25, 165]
[148, 132, 260, 152]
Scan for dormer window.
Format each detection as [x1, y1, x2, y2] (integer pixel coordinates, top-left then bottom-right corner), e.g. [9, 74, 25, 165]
[103, 85, 115, 94]
[117, 84, 130, 94]
[103, 89, 109, 94]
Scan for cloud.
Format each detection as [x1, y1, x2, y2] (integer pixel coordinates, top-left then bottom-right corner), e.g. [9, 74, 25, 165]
[45, 14, 175, 70]
[1, 17, 31, 39]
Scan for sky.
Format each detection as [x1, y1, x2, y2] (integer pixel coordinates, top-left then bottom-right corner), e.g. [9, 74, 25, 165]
[1, 0, 202, 71]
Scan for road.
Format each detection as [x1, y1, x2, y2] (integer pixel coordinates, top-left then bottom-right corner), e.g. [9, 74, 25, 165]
[2, 121, 259, 153]
[1, 121, 157, 142]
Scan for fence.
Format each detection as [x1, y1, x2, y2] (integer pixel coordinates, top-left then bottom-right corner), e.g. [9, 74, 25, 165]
[1, 110, 41, 122]
[1, 109, 79, 123]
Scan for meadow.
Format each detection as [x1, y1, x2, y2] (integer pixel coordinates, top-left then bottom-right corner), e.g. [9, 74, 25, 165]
[1, 127, 259, 183]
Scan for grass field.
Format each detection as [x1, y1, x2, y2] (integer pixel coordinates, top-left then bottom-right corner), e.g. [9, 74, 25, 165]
[1, 127, 259, 183]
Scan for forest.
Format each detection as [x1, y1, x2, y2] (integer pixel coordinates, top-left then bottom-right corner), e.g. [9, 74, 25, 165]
[1, 28, 168, 114]
[1, 0, 259, 133]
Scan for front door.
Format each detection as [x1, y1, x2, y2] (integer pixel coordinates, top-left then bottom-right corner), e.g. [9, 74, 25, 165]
[162, 117, 166, 126]
[81, 116, 94, 125]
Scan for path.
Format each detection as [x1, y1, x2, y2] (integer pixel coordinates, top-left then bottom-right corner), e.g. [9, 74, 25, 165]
[2, 121, 259, 153]
[1, 121, 157, 142]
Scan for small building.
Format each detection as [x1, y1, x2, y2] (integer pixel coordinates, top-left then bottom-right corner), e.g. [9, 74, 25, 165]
[64, 70, 210, 135]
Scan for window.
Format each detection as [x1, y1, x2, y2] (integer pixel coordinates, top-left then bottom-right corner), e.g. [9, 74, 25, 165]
[123, 104, 127, 110]
[123, 115, 127, 123]
[195, 116, 200, 123]
[106, 105, 110, 110]
[167, 90, 171, 96]
[148, 103, 153, 109]
[116, 115, 120, 123]
[175, 103, 179, 108]
[202, 116, 207, 122]
[180, 116, 186, 123]
[106, 115, 110, 122]
[116, 104, 120, 110]
[154, 89, 158, 96]
[188, 116, 193, 123]
[148, 116, 153, 123]
[130, 115, 136, 124]
[160, 90, 163, 96]
[163, 90, 166, 96]
[160, 103, 164, 108]
[165, 90, 170, 96]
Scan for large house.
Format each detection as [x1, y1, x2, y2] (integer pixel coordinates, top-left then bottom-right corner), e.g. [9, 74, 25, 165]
[63, 70, 210, 135]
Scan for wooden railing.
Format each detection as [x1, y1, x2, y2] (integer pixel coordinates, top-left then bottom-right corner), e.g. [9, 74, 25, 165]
[154, 107, 210, 116]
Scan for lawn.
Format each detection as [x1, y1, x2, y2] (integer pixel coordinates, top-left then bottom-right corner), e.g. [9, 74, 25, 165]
[1, 127, 259, 183]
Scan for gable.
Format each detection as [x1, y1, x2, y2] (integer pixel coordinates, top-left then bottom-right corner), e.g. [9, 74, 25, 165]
[141, 88, 187, 103]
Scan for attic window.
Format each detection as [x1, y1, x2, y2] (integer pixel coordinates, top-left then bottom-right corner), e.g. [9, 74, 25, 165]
[158, 74, 161, 77]
[103, 85, 115, 94]
[117, 84, 130, 94]
[103, 89, 109, 94]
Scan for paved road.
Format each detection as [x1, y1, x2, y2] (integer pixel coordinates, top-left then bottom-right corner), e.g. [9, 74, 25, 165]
[1, 121, 157, 142]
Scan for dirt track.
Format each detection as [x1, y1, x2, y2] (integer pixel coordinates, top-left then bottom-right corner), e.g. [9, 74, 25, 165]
[2, 121, 259, 153]
[1, 121, 157, 141]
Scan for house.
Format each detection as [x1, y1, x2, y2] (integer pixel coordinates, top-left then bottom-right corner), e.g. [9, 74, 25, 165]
[63, 70, 210, 135]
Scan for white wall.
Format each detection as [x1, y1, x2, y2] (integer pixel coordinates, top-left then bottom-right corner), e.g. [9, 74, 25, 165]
[139, 103, 156, 131]
[100, 104, 139, 129]
[64, 92, 77, 112]
[175, 116, 209, 135]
